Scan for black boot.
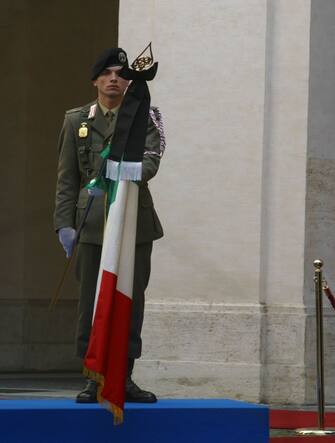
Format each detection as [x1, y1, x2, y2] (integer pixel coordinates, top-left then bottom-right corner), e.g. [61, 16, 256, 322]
[125, 377, 157, 403]
[125, 359, 157, 403]
[76, 379, 98, 404]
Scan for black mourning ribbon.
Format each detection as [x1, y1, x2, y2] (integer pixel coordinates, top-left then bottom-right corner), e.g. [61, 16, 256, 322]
[108, 63, 158, 164]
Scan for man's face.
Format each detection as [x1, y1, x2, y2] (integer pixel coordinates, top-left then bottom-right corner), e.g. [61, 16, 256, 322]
[93, 66, 129, 99]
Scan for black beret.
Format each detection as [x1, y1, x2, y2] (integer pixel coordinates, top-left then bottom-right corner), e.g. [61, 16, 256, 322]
[91, 48, 128, 80]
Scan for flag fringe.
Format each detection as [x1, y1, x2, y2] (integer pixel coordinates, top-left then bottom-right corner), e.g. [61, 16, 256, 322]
[83, 366, 124, 425]
[106, 159, 142, 181]
[110, 404, 124, 425]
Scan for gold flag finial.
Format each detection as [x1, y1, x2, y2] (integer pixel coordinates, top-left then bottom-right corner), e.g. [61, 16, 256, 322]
[131, 42, 154, 72]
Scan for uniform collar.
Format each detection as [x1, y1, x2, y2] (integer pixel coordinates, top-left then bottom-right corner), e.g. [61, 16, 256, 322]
[98, 101, 120, 117]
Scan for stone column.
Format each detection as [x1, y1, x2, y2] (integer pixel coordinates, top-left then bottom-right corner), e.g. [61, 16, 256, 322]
[119, 0, 323, 405]
[259, 0, 311, 404]
[0, 0, 118, 371]
[120, 0, 267, 401]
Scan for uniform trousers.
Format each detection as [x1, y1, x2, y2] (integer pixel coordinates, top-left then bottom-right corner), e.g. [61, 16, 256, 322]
[75, 241, 153, 360]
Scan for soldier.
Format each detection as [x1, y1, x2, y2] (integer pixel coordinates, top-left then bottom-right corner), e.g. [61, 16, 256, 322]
[54, 47, 164, 403]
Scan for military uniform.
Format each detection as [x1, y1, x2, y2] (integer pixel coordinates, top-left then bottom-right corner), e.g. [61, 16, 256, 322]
[54, 101, 163, 361]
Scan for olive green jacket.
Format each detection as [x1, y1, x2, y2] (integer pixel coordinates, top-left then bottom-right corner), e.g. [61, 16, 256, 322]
[54, 102, 164, 245]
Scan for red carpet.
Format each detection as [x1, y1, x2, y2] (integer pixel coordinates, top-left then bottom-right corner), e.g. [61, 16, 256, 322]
[270, 409, 335, 442]
[272, 439, 335, 442]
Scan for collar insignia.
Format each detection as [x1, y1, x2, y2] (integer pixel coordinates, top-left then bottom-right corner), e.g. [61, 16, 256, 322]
[88, 103, 97, 119]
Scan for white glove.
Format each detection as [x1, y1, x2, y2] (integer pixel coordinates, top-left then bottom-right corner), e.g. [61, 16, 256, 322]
[58, 227, 76, 258]
[88, 187, 104, 197]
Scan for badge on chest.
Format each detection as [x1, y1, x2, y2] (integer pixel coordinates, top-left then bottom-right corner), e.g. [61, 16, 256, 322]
[79, 122, 88, 138]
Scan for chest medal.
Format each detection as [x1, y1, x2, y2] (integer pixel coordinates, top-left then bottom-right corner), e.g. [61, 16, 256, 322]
[79, 122, 88, 138]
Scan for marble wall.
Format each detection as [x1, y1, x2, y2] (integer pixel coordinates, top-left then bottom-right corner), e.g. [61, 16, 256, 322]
[118, 0, 325, 404]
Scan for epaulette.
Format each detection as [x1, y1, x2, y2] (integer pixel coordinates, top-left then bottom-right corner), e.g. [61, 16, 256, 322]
[65, 106, 82, 114]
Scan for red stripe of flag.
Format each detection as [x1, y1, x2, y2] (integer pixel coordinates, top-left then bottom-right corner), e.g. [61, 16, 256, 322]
[84, 270, 132, 410]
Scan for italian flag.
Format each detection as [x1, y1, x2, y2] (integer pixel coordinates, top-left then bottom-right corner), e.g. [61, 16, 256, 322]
[84, 179, 138, 424]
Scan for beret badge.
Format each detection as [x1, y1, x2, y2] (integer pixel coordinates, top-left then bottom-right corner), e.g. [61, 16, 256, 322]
[118, 51, 127, 64]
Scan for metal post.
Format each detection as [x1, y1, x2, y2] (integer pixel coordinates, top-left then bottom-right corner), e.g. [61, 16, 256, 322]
[295, 259, 335, 437]
[314, 259, 325, 429]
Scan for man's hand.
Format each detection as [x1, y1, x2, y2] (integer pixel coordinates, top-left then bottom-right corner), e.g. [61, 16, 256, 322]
[58, 227, 76, 258]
